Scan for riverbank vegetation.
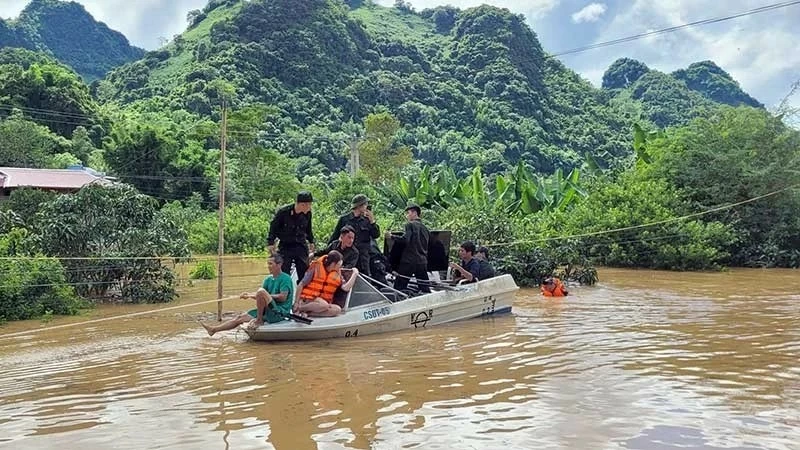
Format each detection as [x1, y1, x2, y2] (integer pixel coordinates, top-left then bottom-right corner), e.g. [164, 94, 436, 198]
[1, 0, 799, 322]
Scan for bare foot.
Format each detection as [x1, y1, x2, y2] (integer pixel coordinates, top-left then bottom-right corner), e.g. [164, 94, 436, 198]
[247, 319, 263, 330]
[200, 322, 215, 337]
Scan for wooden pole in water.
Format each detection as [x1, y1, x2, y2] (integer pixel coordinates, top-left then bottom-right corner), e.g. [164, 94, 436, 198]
[217, 101, 228, 322]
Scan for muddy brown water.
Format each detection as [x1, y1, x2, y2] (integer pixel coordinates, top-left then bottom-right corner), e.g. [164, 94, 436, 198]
[1, 260, 798, 449]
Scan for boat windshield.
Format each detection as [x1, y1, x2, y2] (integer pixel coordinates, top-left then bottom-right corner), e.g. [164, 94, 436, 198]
[345, 275, 391, 309]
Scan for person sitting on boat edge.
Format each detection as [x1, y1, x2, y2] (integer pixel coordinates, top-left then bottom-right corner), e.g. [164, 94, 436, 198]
[449, 241, 482, 283]
[295, 251, 359, 318]
[475, 246, 496, 280]
[200, 254, 295, 336]
[314, 225, 359, 269]
[541, 277, 568, 297]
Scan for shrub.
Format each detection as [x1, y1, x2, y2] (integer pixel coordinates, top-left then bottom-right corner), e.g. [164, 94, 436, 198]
[0, 229, 84, 322]
[189, 260, 217, 280]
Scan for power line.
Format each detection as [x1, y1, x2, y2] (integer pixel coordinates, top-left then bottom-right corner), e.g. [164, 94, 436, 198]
[551, 0, 800, 57]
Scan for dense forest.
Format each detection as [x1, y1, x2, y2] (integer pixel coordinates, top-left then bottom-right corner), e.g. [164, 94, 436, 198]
[1, 0, 798, 322]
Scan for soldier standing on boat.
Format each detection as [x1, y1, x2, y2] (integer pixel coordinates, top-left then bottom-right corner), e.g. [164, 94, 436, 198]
[268, 191, 315, 280]
[328, 194, 380, 276]
[388, 203, 431, 293]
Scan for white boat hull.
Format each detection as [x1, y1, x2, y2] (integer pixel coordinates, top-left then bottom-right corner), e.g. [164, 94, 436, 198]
[245, 274, 518, 341]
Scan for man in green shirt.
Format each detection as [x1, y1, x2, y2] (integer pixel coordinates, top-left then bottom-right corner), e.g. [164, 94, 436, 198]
[201, 254, 294, 336]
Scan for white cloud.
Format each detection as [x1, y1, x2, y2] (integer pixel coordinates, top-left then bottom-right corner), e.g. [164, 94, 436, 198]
[571, 2, 607, 23]
[570, 0, 800, 107]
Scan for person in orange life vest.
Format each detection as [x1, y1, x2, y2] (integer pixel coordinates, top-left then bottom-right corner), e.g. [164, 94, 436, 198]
[294, 250, 359, 317]
[541, 277, 568, 297]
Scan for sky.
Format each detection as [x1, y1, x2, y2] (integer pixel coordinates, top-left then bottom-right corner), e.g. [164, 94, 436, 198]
[1, 0, 799, 109]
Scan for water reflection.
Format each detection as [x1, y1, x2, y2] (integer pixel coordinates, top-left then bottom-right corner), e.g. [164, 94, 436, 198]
[0, 267, 798, 449]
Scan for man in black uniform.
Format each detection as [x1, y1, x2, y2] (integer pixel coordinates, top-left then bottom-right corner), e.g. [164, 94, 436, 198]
[267, 191, 315, 280]
[315, 225, 359, 269]
[328, 194, 379, 276]
[389, 204, 431, 293]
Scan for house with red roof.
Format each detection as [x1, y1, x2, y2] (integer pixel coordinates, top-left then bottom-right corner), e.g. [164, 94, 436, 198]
[0, 166, 111, 201]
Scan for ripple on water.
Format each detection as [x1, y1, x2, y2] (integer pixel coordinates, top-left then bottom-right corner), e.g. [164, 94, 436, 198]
[0, 267, 798, 449]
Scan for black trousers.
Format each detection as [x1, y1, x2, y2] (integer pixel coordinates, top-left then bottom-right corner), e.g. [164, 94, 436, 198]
[393, 262, 430, 293]
[355, 243, 372, 276]
[279, 244, 309, 282]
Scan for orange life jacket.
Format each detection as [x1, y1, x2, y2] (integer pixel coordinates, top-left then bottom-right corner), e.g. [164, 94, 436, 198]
[300, 256, 342, 303]
[541, 278, 567, 297]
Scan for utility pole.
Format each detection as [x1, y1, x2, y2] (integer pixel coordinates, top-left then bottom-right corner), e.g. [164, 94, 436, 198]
[348, 132, 360, 176]
[217, 101, 228, 321]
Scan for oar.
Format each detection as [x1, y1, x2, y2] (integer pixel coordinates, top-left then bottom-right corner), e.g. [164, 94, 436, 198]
[268, 302, 313, 325]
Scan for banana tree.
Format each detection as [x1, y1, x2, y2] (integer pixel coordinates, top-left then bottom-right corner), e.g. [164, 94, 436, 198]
[492, 161, 586, 214]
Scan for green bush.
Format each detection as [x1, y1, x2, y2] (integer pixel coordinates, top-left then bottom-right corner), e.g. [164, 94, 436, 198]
[0, 229, 84, 322]
[189, 260, 217, 280]
[548, 174, 736, 270]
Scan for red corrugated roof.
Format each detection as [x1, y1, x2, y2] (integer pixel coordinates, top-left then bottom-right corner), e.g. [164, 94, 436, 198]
[0, 167, 109, 190]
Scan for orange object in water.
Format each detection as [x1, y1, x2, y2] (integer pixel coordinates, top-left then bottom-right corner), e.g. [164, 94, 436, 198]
[541, 277, 568, 297]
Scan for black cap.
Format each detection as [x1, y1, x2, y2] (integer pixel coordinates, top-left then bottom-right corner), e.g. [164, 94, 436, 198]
[296, 191, 313, 203]
[404, 203, 421, 215]
[351, 194, 369, 209]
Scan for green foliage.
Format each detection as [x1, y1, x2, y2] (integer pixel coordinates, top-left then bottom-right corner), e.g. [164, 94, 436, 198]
[32, 184, 189, 302]
[441, 204, 595, 286]
[359, 112, 412, 182]
[642, 107, 800, 267]
[0, 228, 84, 322]
[545, 174, 736, 270]
[628, 71, 716, 128]
[672, 61, 762, 108]
[602, 58, 650, 90]
[189, 260, 216, 280]
[386, 162, 587, 216]
[0, 187, 57, 228]
[0, 115, 70, 167]
[0, 49, 101, 137]
[185, 201, 278, 255]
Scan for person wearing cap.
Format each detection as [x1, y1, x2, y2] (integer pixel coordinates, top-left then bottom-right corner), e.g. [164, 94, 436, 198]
[449, 241, 481, 283]
[328, 194, 380, 276]
[541, 277, 568, 297]
[475, 246, 496, 280]
[268, 191, 315, 280]
[387, 203, 431, 293]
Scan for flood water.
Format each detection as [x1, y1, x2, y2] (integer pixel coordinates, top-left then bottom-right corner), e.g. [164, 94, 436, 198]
[1, 260, 799, 449]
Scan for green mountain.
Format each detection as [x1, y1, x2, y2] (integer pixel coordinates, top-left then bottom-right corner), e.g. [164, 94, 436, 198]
[601, 58, 762, 128]
[0, 0, 144, 80]
[96, 0, 642, 174]
[3, 0, 765, 180]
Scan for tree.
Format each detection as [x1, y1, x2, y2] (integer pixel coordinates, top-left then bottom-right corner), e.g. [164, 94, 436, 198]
[34, 183, 189, 302]
[69, 126, 96, 164]
[358, 112, 412, 183]
[643, 107, 800, 267]
[0, 115, 70, 167]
